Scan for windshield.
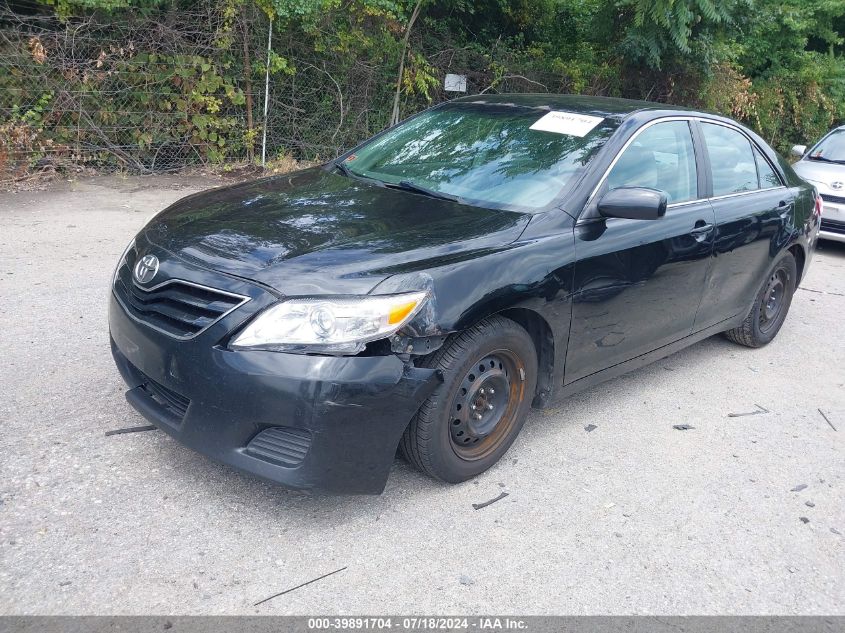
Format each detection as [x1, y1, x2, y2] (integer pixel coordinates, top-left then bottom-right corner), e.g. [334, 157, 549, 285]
[808, 129, 845, 163]
[340, 102, 620, 211]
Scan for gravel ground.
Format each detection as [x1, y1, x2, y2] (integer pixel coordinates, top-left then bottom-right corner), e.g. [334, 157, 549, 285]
[0, 175, 843, 615]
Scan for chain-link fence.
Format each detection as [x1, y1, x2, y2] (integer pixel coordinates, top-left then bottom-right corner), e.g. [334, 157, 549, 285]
[0, 3, 566, 185]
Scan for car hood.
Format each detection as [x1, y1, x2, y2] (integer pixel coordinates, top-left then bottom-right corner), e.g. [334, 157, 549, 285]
[143, 168, 531, 295]
[793, 160, 845, 195]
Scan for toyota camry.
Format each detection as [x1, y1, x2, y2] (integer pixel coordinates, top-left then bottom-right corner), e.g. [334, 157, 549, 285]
[109, 95, 820, 493]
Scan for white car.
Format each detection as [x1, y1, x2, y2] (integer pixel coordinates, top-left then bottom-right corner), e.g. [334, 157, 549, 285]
[792, 125, 845, 243]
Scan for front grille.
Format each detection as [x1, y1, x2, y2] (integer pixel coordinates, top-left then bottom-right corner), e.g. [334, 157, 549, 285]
[245, 427, 312, 467]
[821, 193, 845, 206]
[114, 251, 248, 339]
[139, 374, 191, 420]
[820, 218, 845, 235]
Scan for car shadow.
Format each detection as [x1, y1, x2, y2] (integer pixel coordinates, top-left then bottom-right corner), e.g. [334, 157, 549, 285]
[816, 239, 845, 259]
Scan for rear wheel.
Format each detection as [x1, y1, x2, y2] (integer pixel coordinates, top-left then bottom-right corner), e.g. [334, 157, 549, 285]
[724, 251, 797, 348]
[400, 316, 537, 483]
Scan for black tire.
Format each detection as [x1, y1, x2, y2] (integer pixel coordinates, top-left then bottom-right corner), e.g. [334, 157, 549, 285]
[400, 316, 538, 483]
[723, 251, 797, 348]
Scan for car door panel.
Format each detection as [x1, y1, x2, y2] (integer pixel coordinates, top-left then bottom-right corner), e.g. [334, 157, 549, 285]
[564, 118, 714, 384]
[566, 201, 715, 383]
[694, 190, 791, 329]
[693, 121, 797, 330]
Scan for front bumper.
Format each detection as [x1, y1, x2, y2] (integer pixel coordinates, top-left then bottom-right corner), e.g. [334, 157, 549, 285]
[819, 222, 845, 244]
[820, 195, 845, 243]
[109, 290, 440, 494]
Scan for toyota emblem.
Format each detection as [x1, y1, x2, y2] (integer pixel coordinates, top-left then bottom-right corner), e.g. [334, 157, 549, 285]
[134, 254, 160, 284]
[832, 181, 843, 191]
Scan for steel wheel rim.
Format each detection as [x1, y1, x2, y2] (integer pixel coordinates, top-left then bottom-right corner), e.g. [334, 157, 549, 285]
[449, 349, 525, 461]
[759, 268, 787, 333]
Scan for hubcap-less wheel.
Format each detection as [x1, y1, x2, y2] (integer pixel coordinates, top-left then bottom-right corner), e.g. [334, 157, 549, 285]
[449, 350, 525, 460]
[399, 315, 538, 483]
[759, 269, 787, 334]
[723, 251, 797, 349]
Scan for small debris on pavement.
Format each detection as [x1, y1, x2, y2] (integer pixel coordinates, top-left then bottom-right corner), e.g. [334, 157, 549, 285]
[459, 575, 475, 586]
[818, 408, 837, 431]
[799, 517, 810, 524]
[104, 425, 157, 437]
[58, 581, 71, 586]
[805, 501, 815, 508]
[253, 566, 347, 606]
[790, 484, 808, 492]
[472, 492, 509, 510]
[614, 532, 623, 538]
[728, 404, 769, 418]
[831, 528, 842, 536]
[673, 424, 694, 431]
[584, 424, 597, 432]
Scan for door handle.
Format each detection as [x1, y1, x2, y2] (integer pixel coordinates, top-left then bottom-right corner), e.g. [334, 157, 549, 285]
[689, 222, 714, 241]
[777, 200, 794, 216]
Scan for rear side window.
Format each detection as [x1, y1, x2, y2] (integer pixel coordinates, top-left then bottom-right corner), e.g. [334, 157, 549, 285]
[606, 121, 698, 203]
[754, 147, 781, 189]
[701, 123, 758, 196]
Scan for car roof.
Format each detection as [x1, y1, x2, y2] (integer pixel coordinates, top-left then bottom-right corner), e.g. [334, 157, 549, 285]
[448, 93, 694, 120]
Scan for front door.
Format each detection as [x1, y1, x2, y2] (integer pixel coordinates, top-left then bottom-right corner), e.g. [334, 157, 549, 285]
[565, 119, 715, 383]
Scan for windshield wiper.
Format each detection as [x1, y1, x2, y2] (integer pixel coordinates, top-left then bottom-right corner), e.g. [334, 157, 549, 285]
[333, 160, 353, 177]
[808, 155, 845, 164]
[334, 165, 462, 201]
[332, 160, 385, 186]
[387, 180, 463, 203]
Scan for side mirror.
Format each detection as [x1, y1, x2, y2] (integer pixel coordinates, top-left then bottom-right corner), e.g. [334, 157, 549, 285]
[598, 187, 667, 221]
[791, 144, 807, 158]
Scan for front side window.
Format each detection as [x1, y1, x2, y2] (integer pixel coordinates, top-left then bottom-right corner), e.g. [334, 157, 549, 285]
[343, 103, 620, 211]
[606, 121, 698, 203]
[701, 123, 758, 196]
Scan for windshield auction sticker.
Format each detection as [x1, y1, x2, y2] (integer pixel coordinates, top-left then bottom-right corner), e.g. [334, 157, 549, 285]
[529, 111, 604, 137]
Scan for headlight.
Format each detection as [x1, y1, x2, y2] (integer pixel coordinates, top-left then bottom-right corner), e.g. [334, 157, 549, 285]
[229, 291, 429, 354]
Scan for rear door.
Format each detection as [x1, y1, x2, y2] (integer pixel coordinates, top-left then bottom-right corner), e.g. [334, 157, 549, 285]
[693, 121, 796, 330]
[565, 119, 716, 383]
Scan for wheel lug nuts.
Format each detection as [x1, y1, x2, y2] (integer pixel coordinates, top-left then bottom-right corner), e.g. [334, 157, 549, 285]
[486, 403, 494, 410]
[488, 388, 495, 395]
[474, 413, 482, 420]
[479, 388, 485, 395]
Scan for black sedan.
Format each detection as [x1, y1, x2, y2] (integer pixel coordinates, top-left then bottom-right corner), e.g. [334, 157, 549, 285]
[109, 95, 820, 493]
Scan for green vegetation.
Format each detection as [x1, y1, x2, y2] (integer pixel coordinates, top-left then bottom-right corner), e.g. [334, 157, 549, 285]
[1, 0, 843, 178]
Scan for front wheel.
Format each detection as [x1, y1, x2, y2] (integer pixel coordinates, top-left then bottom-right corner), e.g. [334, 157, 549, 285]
[400, 316, 538, 483]
[724, 251, 797, 348]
